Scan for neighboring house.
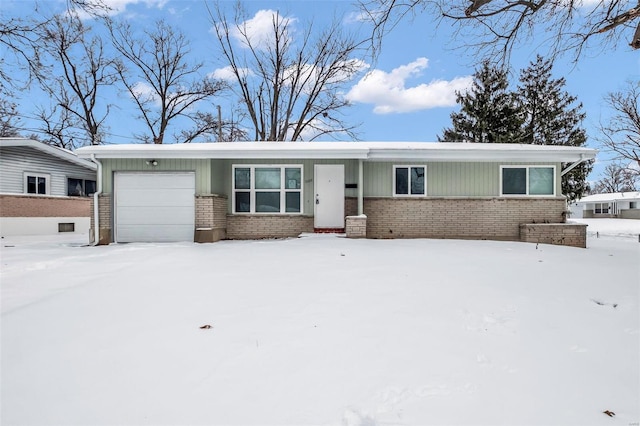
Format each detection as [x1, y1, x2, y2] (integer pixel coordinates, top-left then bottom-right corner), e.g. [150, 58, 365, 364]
[0, 138, 97, 236]
[573, 191, 640, 219]
[75, 141, 596, 248]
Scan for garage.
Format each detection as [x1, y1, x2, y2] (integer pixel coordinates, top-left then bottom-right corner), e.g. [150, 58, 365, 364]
[114, 172, 195, 243]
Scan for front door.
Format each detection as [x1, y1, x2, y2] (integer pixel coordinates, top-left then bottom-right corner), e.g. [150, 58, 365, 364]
[314, 164, 345, 229]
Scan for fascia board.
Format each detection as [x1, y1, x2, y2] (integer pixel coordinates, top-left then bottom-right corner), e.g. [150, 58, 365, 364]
[366, 148, 596, 163]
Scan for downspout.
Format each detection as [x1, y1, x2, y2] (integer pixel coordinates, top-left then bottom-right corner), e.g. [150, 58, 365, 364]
[89, 154, 103, 246]
[358, 159, 364, 215]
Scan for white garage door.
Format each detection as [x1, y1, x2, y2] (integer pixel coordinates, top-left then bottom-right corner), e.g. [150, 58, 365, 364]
[115, 172, 195, 243]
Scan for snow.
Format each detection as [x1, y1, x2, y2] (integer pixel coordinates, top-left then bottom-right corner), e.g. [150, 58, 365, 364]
[1, 222, 638, 425]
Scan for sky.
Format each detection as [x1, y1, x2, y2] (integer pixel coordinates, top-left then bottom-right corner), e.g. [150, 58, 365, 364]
[1, 0, 639, 182]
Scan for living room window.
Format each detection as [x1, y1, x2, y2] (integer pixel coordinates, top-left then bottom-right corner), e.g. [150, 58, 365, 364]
[501, 166, 555, 196]
[594, 203, 609, 214]
[24, 173, 50, 195]
[67, 178, 97, 196]
[393, 165, 426, 196]
[232, 165, 303, 214]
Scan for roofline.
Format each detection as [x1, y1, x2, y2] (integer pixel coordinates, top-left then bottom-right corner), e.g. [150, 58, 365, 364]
[75, 141, 598, 163]
[0, 138, 97, 170]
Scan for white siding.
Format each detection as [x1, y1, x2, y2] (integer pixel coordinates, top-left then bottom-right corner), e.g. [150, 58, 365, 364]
[0, 146, 96, 196]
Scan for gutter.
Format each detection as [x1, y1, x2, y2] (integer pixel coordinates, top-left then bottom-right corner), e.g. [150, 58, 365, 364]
[89, 154, 103, 246]
[561, 154, 587, 177]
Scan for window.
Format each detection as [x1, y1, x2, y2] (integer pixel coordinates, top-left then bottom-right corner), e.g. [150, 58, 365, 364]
[232, 165, 303, 214]
[594, 203, 609, 214]
[630, 202, 637, 209]
[24, 173, 49, 195]
[67, 178, 97, 196]
[500, 166, 555, 196]
[393, 166, 426, 196]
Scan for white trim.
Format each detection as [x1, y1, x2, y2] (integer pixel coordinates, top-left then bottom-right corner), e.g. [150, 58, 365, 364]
[392, 165, 427, 197]
[1, 138, 96, 170]
[232, 164, 304, 215]
[76, 141, 597, 163]
[23, 172, 51, 195]
[499, 165, 556, 197]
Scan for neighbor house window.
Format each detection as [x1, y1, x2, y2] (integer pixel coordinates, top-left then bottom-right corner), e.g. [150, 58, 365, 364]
[24, 173, 50, 195]
[232, 165, 303, 214]
[630, 202, 637, 209]
[594, 203, 609, 214]
[67, 178, 97, 196]
[500, 166, 555, 196]
[393, 166, 426, 196]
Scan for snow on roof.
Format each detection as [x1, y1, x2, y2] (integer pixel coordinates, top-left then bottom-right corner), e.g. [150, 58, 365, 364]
[0, 138, 97, 170]
[75, 141, 597, 163]
[576, 191, 640, 203]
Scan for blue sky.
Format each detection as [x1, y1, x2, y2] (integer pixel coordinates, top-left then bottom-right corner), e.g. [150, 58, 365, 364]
[2, 0, 639, 181]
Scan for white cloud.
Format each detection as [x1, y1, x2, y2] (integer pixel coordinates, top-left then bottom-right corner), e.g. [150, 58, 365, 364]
[74, 0, 167, 18]
[230, 9, 297, 51]
[210, 66, 253, 82]
[345, 57, 472, 114]
[131, 81, 160, 106]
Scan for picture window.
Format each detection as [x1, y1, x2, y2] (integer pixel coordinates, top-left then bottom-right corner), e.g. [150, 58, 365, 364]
[232, 165, 303, 214]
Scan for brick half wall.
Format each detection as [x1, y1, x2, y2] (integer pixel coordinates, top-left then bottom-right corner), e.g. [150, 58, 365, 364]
[226, 215, 314, 239]
[363, 197, 567, 241]
[0, 194, 91, 217]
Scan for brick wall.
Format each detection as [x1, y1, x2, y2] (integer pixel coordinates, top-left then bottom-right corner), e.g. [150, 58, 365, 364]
[0, 194, 91, 217]
[363, 197, 566, 241]
[345, 215, 367, 238]
[89, 193, 112, 245]
[226, 215, 314, 239]
[520, 223, 587, 248]
[195, 195, 228, 242]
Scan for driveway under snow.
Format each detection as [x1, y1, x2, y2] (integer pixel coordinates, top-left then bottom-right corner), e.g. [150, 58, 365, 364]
[1, 219, 638, 425]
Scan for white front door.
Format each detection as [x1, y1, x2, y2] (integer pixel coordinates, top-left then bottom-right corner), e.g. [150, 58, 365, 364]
[314, 164, 345, 228]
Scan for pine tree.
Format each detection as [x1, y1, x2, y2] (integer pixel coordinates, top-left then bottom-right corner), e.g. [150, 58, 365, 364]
[517, 55, 592, 202]
[439, 60, 523, 143]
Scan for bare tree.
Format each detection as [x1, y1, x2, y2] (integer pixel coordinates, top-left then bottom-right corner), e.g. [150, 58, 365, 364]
[358, 0, 640, 63]
[0, 0, 111, 88]
[598, 80, 640, 170]
[592, 161, 639, 193]
[35, 104, 81, 150]
[35, 12, 117, 147]
[209, 2, 366, 141]
[109, 19, 227, 144]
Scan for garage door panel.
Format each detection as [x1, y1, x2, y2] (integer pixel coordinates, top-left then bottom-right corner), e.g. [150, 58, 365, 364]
[117, 225, 194, 243]
[117, 207, 195, 225]
[115, 172, 195, 242]
[116, 189, 195, 206]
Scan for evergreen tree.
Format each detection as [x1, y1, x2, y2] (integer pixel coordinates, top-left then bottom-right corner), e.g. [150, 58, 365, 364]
[439, 60, 523, 143]
[517, 55, 592, 202]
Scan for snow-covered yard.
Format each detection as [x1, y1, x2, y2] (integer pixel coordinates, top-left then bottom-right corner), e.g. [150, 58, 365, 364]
[1, 219, 638, 425]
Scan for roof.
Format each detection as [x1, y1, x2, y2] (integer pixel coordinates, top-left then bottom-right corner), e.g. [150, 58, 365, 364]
[75, 141, 597, 163]
[0, 138, 97, 170]
[576, 191, 640, 203]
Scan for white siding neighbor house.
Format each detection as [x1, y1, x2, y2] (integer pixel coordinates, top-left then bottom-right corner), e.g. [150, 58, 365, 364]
[574, 191, 640, 219]
[76, 141, 596, 248]
[0, 138, 97, 236]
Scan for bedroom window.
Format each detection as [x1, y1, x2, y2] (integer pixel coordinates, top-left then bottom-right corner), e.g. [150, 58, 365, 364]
[501, 166, 555, 196]
[393, 166, 426, 196]
[24, 173, 49, 195]
[67, 178, 97, 196]
[233, 165, 303, 214]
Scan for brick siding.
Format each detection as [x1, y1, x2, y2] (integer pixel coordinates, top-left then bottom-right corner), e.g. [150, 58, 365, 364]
[0, 194, 91, 217]
[89, 193, 112, 245]
[226, 215, 314, 239]
[363, 197, 566, 241]
[195, 195, 228, 242]
[520, 223, 587, 248]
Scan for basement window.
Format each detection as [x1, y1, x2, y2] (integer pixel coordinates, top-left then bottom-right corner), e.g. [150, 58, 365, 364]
[58, 223, 75, 233]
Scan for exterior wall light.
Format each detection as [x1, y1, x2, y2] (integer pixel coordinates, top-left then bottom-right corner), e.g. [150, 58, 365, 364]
[146, 160, 158, 166]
